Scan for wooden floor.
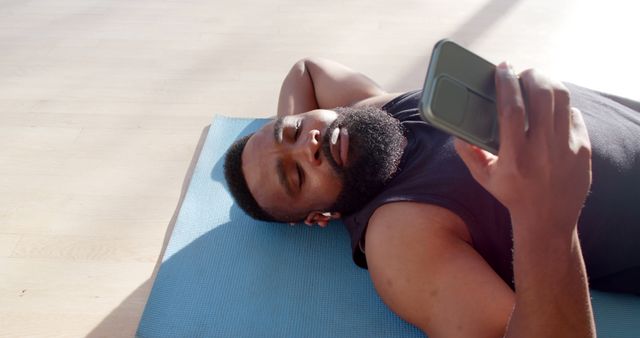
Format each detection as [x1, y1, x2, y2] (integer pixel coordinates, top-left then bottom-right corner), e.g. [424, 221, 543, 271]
[1, 0, 637, 336]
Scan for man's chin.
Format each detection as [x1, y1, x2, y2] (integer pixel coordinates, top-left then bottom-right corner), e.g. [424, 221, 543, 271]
[325, 106, 405, 215]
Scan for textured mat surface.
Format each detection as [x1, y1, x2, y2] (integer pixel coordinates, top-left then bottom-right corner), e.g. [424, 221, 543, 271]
[137, 116, 640, 338]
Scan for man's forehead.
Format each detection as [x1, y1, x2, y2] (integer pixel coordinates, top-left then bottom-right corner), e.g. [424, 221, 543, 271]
[256, 118, 277, 136]
[245, 119, 277, 150]
[242, 126, 272, 178]
[241, 124, 290, 210]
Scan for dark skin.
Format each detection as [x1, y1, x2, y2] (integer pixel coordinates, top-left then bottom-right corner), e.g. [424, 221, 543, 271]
[243, 58, 399, 225]
[242, 109, 343, 222]
[241, 57, 595, 337]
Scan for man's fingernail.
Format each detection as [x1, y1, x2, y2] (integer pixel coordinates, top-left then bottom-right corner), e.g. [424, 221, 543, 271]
[498, 62, 517, 79]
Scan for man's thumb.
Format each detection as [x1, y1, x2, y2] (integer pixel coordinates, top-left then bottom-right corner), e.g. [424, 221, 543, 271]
[454, 138, 492, 186]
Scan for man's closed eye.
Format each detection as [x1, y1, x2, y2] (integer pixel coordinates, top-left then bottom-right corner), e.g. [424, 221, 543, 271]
[296, 163, 304, 189]
[292, 120, 302, 142]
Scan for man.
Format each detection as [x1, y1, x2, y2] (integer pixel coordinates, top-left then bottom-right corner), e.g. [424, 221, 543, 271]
[224, 57, 640, 337]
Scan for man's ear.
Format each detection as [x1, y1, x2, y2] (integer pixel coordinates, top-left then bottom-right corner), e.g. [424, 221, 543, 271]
[304, 211, 341, 228]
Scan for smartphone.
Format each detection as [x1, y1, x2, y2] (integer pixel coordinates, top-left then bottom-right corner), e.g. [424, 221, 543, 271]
[419, 39, 500, 154]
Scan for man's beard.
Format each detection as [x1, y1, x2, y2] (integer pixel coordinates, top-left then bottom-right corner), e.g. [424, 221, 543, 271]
[322, 107, 405, 217]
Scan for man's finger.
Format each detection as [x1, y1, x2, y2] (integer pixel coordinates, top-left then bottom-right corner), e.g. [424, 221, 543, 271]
[495, 62, 527, 158]
[454, 138, 492, 186]
[569, 107, 591, 153]
[519, 69, 554, 143]
[553, 83, 572, 145]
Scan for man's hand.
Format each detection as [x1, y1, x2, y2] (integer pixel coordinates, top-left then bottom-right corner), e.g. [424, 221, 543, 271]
[455, 62, 595, 338]
[455, 62, 592, 236]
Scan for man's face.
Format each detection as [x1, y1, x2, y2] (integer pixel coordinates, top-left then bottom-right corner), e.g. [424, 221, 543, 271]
[242, 108, 405, 222]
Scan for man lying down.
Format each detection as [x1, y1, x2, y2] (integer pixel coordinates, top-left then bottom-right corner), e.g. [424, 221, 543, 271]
[223, 57, 640, 337]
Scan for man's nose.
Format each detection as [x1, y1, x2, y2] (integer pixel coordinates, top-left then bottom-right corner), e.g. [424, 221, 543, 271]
[295, 129, 322, 166]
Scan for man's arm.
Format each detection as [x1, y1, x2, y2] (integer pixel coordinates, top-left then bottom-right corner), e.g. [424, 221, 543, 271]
[455, 63, 595, 337]
[276, 57, 394, 117]
[366, 202, 517, 337]
[366, 64, 594, 338]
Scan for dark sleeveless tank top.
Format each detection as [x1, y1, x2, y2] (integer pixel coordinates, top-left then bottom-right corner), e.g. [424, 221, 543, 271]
[343, 84, 640, 292]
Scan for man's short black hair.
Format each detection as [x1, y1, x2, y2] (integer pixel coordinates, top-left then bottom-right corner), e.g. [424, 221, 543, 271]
[223, 134, 276, 222]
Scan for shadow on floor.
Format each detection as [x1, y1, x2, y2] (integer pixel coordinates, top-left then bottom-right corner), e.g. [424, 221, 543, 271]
[386, 0, 522, 92]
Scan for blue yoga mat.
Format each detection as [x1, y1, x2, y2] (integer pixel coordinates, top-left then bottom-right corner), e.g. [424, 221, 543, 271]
[137, 115, 640, 338]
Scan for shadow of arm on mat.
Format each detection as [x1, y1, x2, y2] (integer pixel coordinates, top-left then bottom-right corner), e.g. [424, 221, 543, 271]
[85, 124, 211, 338]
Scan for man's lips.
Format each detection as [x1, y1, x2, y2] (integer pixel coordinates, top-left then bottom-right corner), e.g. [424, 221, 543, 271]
[329, 127, 349, 167]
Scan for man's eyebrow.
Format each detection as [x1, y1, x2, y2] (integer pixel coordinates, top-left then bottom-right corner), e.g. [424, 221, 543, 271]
[273, 117, 285, 143]
[276, 158, 294, 197]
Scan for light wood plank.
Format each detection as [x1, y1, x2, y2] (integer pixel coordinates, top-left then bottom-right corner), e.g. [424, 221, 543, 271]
[10, 235, 160, 262]
[0, 234, 21, 257]
[0, 258, 152, 338]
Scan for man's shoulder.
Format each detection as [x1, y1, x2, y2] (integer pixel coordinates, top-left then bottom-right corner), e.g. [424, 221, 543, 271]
[350, 92, 404, 109]
[367, 201, 472, 246]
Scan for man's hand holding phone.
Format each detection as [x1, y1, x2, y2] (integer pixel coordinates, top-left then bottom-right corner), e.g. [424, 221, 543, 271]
[454, 62, 592, 236]
[454, 62, 596, 337]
